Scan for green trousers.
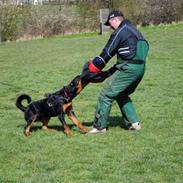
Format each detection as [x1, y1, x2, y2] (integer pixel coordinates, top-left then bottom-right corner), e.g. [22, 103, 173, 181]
[93, 63, 145, 129]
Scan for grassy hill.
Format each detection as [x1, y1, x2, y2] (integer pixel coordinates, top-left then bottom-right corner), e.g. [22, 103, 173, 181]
[0, 23, 182, 183]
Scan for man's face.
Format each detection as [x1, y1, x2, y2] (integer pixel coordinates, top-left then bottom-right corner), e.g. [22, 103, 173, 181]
[109, 17, 121, 30]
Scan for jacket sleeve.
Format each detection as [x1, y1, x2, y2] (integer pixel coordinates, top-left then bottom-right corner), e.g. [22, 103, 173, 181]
[100, 31, 121, 63]
[89, 31, 121, 72]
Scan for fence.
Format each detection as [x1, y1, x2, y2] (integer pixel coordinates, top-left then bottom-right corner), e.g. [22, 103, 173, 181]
[99, 9, 110, 34]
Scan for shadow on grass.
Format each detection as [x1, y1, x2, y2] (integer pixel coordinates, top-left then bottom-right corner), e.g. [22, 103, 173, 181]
[17, 115, 127, 134]
[17, 123, 90, 134]
[82, 116, 128, 130]
[17, 124, 68, 133]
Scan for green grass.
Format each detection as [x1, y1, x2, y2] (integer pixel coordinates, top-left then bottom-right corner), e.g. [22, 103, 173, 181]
[0, 23, 183, 183]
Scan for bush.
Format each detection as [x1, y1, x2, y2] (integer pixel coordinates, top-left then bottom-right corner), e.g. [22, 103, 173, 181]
[1, 6, 21, 41]
[0, 4, 100, 41]
[109, 0, 183, 25]
[0, 1, 183, 42]
[137, 0, 181, 25]
[0, 5, 36, 41]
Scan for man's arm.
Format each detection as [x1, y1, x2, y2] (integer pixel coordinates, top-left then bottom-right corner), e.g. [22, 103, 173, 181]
[89, 31, 121, 73]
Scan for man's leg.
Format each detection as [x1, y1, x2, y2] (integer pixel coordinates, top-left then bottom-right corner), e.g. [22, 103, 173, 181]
[89, 69, 138, 133]
[116, 96, 139, 128]
[89, 64, 145, 133]
[116, 76, 144, 130]
[93, 90, 114, 130]
[89, 72, 120, 133]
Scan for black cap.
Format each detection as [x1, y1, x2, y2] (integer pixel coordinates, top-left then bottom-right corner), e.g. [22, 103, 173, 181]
[104, 10, 123, 26]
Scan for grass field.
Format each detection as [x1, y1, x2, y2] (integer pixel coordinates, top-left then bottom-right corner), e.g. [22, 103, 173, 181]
[0, 23, 183, 183]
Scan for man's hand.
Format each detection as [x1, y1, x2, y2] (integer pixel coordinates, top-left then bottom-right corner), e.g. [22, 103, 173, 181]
[81, 62, 117, 84]
[88, 61, 101, 73]
[107, 64, 117, 76]
[87, 56, 106, 73]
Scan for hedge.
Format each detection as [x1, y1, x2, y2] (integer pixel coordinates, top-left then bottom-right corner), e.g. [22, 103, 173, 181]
[0, 0, 182, 41]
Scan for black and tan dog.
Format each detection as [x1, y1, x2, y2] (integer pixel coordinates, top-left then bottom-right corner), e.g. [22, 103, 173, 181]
[16, 65, 115, 136]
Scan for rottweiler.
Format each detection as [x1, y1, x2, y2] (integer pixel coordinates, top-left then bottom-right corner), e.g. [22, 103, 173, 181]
[16, 64, 116, 136]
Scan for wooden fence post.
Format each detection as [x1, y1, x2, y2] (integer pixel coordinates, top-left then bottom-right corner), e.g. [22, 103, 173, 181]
[99, 9, 110, 35]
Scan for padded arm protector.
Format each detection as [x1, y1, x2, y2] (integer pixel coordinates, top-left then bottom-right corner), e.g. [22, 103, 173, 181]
[89, 56, 106, 73]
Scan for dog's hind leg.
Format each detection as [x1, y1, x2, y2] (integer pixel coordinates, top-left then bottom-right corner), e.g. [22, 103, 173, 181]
[24, 114, 37, 136]
[58, 114, 72, 136]
[41, 117, 56, 131]
[66, 106, 89, 133]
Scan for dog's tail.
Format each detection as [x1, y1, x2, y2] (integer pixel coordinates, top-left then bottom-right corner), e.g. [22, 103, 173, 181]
[16, 94, 31, 112]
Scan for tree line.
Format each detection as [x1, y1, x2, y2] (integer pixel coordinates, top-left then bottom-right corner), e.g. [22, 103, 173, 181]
[0, 0, 183, 42]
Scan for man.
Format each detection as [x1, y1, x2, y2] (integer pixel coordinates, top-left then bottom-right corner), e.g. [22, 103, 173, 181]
[84, 10, 149, 134]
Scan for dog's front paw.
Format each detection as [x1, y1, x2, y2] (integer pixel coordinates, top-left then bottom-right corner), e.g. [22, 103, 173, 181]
[24, 130, 31, 137]
[81, 127, 89, 133]
[64, 129, 72, 137]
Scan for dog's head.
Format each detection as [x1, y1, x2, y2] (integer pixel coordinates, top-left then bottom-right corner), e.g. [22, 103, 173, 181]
[46, 75, 86, 104]
[68, 75, 85, 95]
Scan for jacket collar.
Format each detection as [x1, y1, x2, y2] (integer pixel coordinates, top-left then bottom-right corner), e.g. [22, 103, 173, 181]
[118, 19, 131, 28]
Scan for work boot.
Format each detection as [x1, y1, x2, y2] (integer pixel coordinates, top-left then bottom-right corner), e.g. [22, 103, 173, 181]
[128, 122, 141, 130]
[88, 127, 106, 134]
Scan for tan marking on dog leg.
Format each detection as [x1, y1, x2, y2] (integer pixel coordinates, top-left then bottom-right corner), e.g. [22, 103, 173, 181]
[62, 102, 72, 113]
[24, 115, 37, 136]
[41, 118, 56, 131]
[64, 126, 72, 136]
[58, 113, 73, 136]
[67, 110, 89, 133]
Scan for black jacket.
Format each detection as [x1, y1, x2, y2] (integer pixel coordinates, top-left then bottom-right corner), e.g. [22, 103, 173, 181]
[100, 19, 145, 63]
